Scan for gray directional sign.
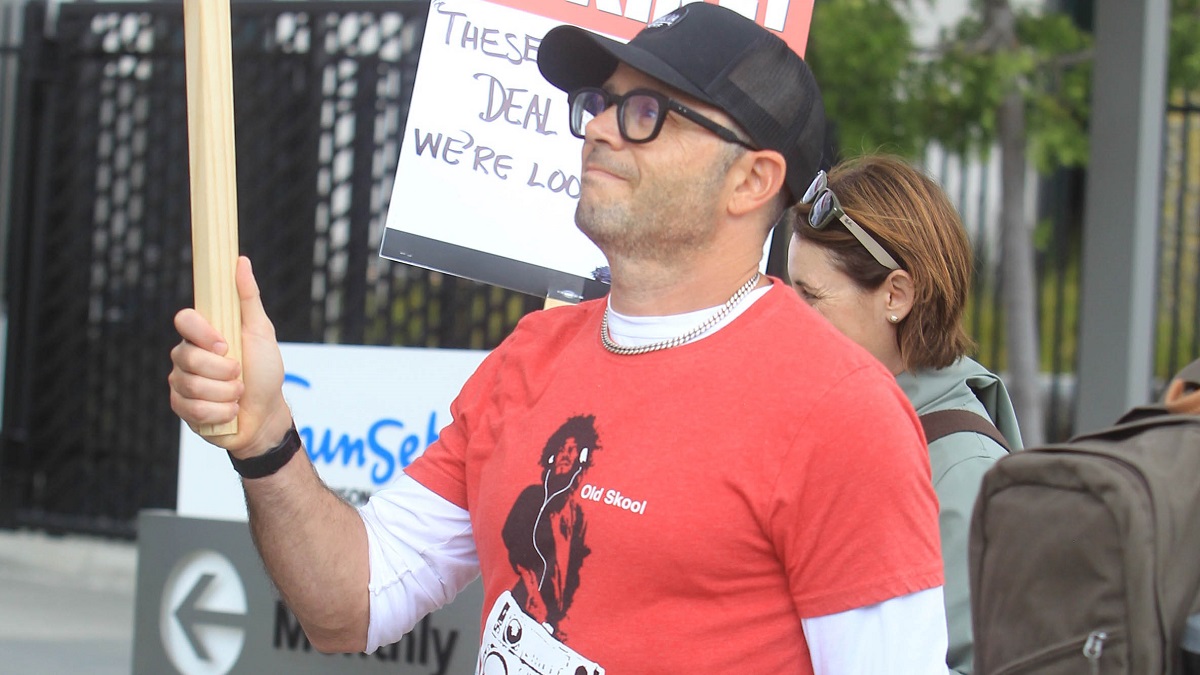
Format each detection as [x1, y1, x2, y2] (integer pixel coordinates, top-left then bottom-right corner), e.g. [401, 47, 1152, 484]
[133, 510, 483, 675]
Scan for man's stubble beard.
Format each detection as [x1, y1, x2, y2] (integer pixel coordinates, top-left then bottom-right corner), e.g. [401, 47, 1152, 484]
[575, 148, 737, 264]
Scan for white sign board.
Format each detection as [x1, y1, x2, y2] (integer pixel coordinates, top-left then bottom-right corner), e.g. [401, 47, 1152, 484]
[380, 0, 815, 301]
[177, 343, 487, 521]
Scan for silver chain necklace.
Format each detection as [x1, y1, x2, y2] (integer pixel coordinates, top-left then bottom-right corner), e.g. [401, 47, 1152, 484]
[600, 272, 762, 356]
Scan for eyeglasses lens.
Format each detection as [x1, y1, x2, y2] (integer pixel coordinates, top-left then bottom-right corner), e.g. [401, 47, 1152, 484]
[570, 89, 665, 143]
[621, 94, 661, 142]
[802, 172, 826, 204]
[809, 190, 834, 229]
[571, 90, 605, 138]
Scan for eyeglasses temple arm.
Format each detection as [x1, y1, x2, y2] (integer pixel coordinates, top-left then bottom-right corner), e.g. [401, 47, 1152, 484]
[837, 214, 900, 270]
[668, 102, 758, 150]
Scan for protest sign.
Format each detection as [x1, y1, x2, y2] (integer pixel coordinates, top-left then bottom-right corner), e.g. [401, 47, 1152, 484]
[380, 0, 814, 301]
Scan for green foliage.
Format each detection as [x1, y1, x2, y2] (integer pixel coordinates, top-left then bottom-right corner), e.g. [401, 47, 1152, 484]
[910, 45, 1012, 157]
[1018, 13, 1093, 172]
[1170, 0, 1200, 90]
[911, 9, 1092, 172]
[806, 0, 922, 157]
[810, 1, 1194, 174]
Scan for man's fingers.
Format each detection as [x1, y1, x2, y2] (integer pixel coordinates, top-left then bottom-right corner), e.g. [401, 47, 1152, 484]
[167, 364, 244, 403]
[174, 308, 229, 355]
[170, 339, 241, 381]
[170, 389, 239, 428]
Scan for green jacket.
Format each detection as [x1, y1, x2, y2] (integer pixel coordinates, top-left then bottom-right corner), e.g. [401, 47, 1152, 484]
[896, 357, 1023, 675]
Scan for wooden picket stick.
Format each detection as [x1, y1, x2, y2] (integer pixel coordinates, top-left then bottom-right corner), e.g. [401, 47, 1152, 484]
[184, 0, 241, 436]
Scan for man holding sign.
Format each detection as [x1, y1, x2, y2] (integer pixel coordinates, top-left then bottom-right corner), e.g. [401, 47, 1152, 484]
[169, 4, 948, 672]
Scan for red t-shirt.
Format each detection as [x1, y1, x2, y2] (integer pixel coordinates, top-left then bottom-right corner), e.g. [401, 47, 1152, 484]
[407, 280, 942, 674]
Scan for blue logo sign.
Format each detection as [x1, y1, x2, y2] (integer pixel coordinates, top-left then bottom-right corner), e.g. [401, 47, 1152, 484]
[284, 373, 441, 486]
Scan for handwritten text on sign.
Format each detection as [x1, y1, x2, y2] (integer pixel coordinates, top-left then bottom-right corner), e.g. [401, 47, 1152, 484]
[413, 7, 581, 197]
[384, 0, 603, 280]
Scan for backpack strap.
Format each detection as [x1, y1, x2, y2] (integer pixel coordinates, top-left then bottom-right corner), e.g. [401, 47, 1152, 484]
[920, 409, 1012, 452]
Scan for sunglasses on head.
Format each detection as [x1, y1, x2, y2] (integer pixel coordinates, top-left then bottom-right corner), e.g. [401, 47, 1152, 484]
[801, 171, 900, 271]
[568, 86, 757, 150]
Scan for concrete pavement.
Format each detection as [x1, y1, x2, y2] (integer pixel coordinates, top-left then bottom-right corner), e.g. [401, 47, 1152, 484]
[0, 528, 136, 674]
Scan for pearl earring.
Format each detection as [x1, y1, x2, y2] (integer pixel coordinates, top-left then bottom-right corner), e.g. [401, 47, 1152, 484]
[888, 314, 900, 324]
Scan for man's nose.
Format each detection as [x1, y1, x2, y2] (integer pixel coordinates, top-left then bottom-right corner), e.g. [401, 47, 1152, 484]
[585, 104, 624, 148]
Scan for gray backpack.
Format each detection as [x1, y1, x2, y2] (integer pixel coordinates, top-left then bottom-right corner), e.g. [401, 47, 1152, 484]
[969, 362, 1200, 674]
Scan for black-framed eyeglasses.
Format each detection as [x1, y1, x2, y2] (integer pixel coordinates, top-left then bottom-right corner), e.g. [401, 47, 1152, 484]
[568, 86, 758, 150]
[801, 170, 900, 271]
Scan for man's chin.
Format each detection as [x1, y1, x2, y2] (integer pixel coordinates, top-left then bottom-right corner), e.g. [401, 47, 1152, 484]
[574, 202, 603, 241]
[576, 199, 625, 234]
[575, 221, 614, 252]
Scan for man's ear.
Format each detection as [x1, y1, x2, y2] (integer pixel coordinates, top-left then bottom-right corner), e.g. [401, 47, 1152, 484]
[883, 269, 915, 320]
[728, 150, 787, 217]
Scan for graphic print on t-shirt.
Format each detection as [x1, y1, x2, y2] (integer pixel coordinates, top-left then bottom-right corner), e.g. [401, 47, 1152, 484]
[500, 415, 599, 638]
[477, 590, 605, 675]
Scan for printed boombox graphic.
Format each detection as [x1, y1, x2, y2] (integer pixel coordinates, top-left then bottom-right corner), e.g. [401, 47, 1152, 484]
[476, 591, 605, 675]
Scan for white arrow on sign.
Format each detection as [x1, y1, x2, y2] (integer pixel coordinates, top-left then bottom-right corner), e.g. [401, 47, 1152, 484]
[175, 573, 248, 662]
[160, 549, 248, 675]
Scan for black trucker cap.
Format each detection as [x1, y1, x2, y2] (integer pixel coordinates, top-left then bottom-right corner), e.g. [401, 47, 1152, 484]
[537, 2, 826, 202]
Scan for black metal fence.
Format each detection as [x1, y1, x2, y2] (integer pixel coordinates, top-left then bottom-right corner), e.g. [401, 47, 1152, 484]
[920, 151, 1086, 441]
[1158, 92, 1200, 383]
[0, 2, 18, 299]
[0, 0, 542, 538]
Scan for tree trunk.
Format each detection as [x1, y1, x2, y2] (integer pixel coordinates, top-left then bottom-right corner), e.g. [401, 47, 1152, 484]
[997, 90, 1046, 446]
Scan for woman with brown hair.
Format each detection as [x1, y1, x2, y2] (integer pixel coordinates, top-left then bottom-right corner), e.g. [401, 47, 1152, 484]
[787, 154, 1023, 674]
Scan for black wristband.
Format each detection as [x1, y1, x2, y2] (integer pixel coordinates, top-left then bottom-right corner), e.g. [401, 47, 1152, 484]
[228, 423, 302, 479]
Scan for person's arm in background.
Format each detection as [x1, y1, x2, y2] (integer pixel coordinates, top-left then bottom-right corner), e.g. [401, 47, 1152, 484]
[933, 437, 1008, 675]
[169, 257, 369, 652]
